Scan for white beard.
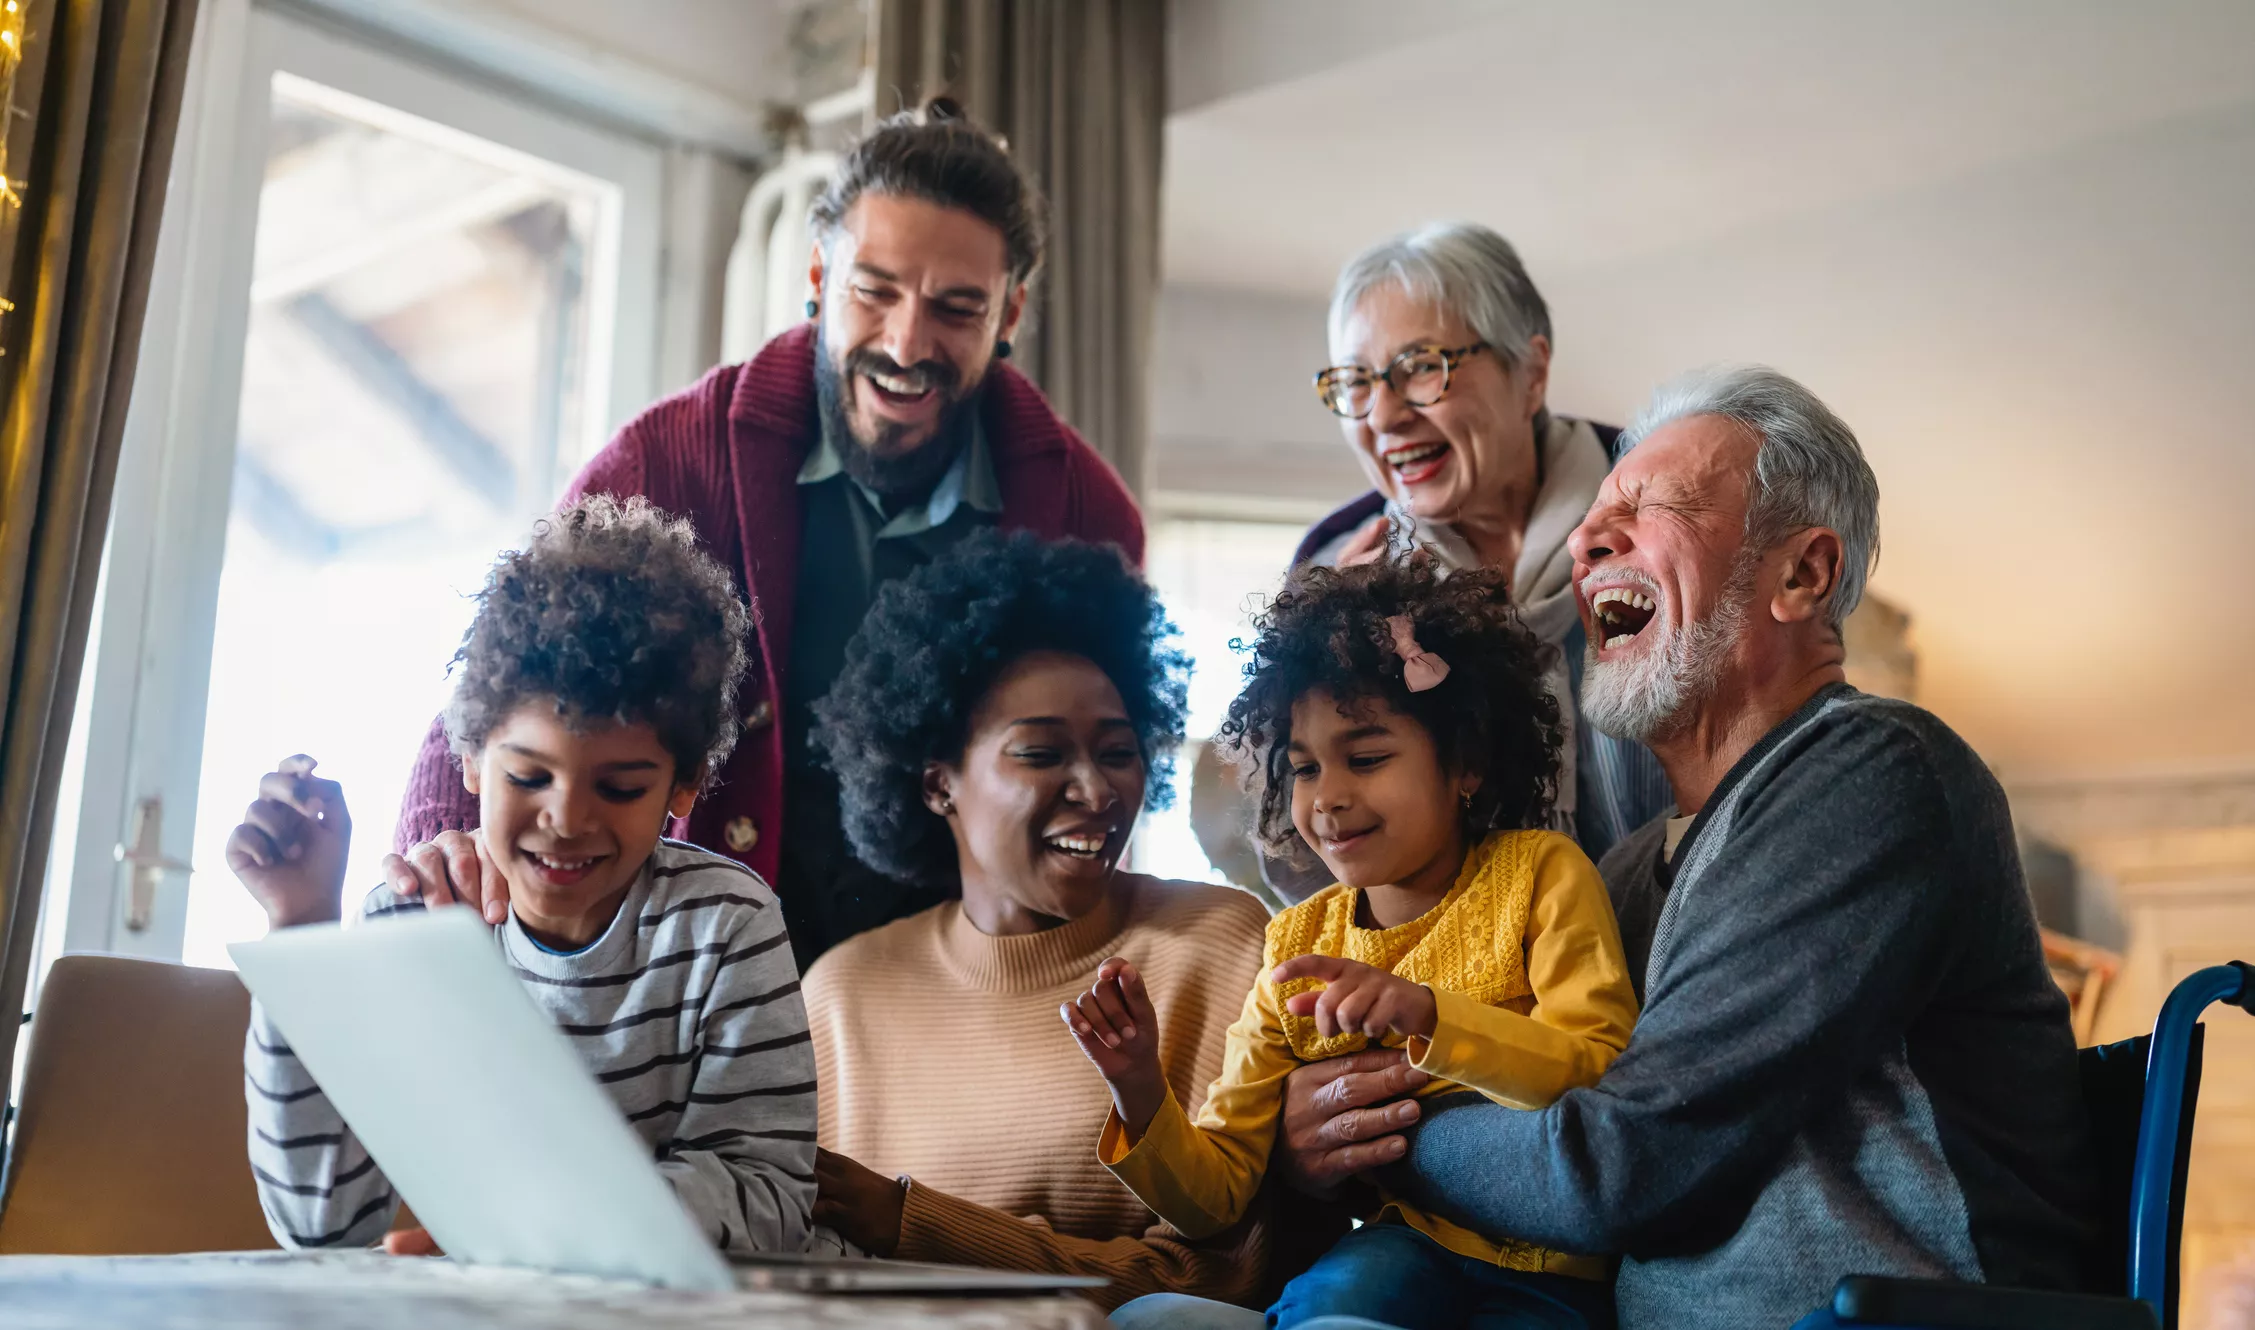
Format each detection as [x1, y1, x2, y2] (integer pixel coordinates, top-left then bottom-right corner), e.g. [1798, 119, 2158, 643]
[1582, 569, 1751, 743]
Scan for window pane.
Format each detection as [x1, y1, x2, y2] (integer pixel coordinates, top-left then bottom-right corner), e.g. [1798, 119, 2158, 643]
[180, 78, 615, 968]
[1136, 519, 1306, 887]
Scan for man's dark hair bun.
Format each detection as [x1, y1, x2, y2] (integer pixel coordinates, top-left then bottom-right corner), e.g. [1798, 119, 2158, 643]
[810, 93, 1046, 284]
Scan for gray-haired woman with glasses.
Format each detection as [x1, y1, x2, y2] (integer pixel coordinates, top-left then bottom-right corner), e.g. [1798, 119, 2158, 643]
[1107, 219, 1673, 1330]
[1294, 222, 1670, 870]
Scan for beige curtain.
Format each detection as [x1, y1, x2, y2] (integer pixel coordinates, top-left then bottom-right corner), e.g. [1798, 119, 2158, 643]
[871, 0, 1165, 498]
[0, 0, 199, 1109]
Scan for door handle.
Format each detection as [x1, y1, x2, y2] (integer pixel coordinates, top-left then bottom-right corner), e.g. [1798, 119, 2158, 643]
[114, 795, 192, 932]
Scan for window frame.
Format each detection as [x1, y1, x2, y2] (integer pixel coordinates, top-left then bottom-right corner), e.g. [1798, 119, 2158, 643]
[32, 0, 670, 975]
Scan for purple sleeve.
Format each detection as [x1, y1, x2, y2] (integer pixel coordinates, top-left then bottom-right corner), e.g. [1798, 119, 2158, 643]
[391, 714, 476, 854]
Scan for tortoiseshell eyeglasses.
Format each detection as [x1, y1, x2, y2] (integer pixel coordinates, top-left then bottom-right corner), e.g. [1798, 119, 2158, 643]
[1313, 342, 1489, 420]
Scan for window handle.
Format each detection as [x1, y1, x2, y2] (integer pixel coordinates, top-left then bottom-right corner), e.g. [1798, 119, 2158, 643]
[114, 796, 192, 932]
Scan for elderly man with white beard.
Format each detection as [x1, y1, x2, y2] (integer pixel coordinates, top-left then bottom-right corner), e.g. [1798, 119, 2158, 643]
[1239, 365, 2102, 1330]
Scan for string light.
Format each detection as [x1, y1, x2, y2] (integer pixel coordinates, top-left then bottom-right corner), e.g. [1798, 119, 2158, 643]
[1, 0, 24, 356]
[0, 0, 23, 209]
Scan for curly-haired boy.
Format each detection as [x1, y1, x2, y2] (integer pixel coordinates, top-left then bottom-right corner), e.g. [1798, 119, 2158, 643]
[230, 495, 813, 1257]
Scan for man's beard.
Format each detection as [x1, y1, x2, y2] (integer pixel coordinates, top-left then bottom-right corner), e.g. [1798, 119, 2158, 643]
[814, 334, 982, 501]
[1581, 558, 1755, 743]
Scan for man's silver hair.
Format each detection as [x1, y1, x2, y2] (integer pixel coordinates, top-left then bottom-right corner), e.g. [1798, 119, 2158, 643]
[1327, 222, 1553, 370]
[1618, 365, 1880, 628]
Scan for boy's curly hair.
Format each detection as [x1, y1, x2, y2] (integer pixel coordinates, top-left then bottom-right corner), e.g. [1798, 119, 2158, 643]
[813, 529, 1190, 888]
[444, 495, 752, 787]
[1217, 555, 1563, 855]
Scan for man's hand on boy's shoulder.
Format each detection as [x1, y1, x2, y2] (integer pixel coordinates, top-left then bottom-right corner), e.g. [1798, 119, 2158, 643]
[226, 755, 351, 929]
[381, 827, 510, 926]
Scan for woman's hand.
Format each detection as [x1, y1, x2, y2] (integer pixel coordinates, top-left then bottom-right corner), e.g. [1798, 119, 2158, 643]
[1271, 955, 1437, 1042]
[224, 756, 351, 929]
[813, 1148, 905, 1257]
[1335, 515, 1390, 567]
[1061, 957, 1167, 1135]
[379, 827, 511, 925]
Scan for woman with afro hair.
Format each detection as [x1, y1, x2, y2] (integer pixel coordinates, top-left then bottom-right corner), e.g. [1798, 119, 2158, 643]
[799, 529, 1284, 1312]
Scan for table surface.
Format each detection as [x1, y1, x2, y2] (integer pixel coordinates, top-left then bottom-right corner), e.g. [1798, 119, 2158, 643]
[0, 1250, 1108, 1330]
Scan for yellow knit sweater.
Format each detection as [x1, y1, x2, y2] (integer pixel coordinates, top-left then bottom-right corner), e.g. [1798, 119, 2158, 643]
[1099, 830, 1639, 1278]
[804, 874, 1274, 1311]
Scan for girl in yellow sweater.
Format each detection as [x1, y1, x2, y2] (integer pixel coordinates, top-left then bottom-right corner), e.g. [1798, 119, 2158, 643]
[1064, 556, 1639, 1329]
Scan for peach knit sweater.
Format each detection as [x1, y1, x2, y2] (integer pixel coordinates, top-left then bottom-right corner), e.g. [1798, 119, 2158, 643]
[804, 875, 1271, 1310]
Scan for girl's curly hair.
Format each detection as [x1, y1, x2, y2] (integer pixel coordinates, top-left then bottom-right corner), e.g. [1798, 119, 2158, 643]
[813, 529, 1190, 889]
[1217, 555, 1563, 855]
[443, 495, 752, 787]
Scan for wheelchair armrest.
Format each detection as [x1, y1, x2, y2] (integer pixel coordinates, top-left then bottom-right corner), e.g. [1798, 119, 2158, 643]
[1831, 1275, 2159, 1330]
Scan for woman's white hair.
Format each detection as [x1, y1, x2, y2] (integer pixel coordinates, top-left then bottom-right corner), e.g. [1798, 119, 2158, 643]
[1327, 222, 1552, 368]
[1620, 365, 1881, 628]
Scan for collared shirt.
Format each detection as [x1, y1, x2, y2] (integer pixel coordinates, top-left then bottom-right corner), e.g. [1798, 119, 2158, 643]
[776, 411, 1003, 970]
[795, 407, 1003, 538]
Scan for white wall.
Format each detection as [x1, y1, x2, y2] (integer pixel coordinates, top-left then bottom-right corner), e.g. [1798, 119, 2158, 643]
[1168, 0, 1500, 116]
[1147, 285, 1362, 507]
[1536, 98, 2255, 780]
[1156, 12, 2255, 781]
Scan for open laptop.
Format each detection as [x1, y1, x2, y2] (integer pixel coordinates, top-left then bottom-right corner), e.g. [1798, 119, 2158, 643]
[230, 908, 1105, 1295]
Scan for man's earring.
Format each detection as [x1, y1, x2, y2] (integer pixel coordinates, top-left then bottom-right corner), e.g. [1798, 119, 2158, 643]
[995, 338, 1013, 360]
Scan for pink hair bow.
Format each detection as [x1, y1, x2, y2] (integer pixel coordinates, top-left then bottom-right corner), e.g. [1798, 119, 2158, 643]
[1386, 615, 1450, 692]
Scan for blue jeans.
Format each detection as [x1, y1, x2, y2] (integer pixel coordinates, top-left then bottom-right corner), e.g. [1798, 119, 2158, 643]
[1110, 1222, 1614, 1330]
[1267, 1222, 1613, 1329]
[1108, 1296, 1361, 1330]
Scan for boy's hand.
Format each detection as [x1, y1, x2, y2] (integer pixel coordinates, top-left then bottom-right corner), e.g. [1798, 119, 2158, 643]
[382, 1227, 443, 1257]
[1272, 955, 1438, 1043]
[224, 755, 351, 930]
[813, 1148, 905, 1257]
[1061, 957, 1167, 1136]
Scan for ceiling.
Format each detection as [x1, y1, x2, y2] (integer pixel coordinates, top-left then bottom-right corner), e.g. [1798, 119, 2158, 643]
[1166, 1, 2255, 292]
[1159, 1, 2255, 782]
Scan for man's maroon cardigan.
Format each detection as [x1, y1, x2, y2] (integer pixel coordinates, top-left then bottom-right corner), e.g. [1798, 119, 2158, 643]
[392, 323, 1146, 886]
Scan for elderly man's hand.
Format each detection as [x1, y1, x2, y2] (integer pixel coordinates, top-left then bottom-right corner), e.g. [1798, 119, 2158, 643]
[1275, 1048, 1430, 1197]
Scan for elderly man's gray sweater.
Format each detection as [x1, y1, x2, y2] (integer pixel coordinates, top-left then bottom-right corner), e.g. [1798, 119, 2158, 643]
[1394, 684, 2099, 1329]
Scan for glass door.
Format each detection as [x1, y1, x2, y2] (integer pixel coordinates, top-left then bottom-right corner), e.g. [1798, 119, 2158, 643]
[39, 3, 663, 972]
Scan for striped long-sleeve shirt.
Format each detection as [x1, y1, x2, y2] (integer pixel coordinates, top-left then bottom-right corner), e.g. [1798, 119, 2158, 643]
[243, 839, 816, 1256]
